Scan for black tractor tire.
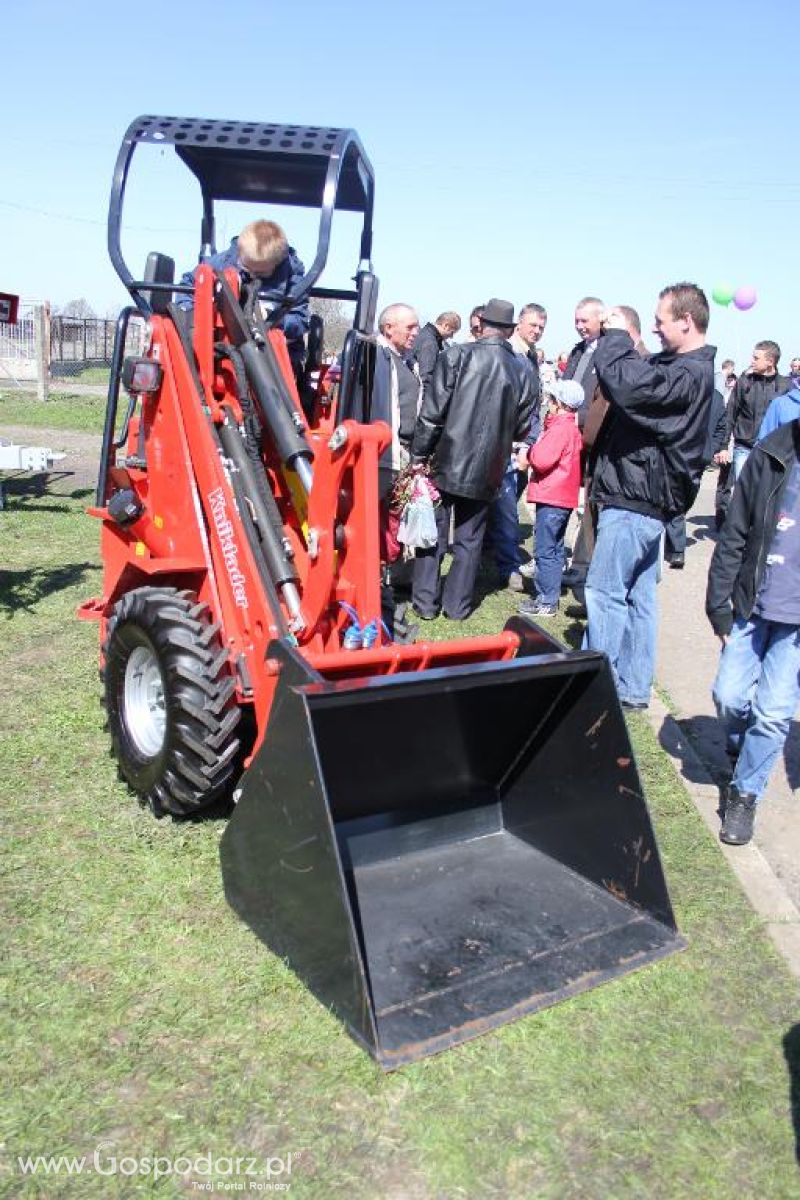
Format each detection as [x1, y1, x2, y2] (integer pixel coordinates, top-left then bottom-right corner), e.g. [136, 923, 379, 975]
[103, 586, 242, 817]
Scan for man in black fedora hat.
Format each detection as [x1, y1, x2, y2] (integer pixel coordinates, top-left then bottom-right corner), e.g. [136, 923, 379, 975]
[409, 298, 535, 620]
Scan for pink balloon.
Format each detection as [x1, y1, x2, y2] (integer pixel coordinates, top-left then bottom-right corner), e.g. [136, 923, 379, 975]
[733, 286, 757, 311]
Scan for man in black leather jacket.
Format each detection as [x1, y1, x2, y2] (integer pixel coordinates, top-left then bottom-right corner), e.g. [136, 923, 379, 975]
[410, 299, 534, 620]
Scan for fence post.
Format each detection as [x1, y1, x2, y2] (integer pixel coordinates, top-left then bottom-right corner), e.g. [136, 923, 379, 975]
[34, 302, 50, 401]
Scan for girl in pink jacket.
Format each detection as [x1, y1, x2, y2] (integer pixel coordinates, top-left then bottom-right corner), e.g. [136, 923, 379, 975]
[516, 380, 584, 616]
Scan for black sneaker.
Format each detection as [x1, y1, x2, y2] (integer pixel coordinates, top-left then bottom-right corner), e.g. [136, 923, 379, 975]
[392, 608, 419, 644]
[668, 552, 685, 569]
[719, 786, 757, 845]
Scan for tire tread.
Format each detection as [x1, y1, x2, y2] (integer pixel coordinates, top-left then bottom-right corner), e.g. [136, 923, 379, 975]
[102, 586, 245, 817]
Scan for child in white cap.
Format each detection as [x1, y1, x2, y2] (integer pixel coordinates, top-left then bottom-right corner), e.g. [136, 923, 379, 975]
[515, 379, 584, 616]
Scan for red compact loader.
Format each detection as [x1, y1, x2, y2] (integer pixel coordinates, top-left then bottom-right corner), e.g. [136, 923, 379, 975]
[80, 115, 684, 1069]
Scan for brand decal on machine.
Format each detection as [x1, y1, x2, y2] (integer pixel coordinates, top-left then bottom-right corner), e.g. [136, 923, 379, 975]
[208, 487, 249, 608]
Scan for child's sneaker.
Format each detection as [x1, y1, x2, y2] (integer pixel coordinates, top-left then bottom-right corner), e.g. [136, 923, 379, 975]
[519, 598, 557, 618]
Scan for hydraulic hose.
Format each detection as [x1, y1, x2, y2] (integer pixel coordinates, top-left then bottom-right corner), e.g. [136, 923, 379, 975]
[215, 344, 293, 564]
[238, 341, 313, 487]
[214, 271, 313, 491]
[217, 417, 299, 591]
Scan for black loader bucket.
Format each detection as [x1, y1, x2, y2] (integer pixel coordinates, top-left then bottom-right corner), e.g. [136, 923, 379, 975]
[220, 627, 685, 1069]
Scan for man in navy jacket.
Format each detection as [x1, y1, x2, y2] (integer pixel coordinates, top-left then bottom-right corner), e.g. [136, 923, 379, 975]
[707, 420, 800, 845]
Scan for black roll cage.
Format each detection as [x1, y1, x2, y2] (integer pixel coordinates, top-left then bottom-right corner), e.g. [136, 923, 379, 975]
[107, 114, 376, 325]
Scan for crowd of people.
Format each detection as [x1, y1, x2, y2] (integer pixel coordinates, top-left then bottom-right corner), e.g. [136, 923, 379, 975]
[182, 222, 800, 852]
[372, 286, 800, 852]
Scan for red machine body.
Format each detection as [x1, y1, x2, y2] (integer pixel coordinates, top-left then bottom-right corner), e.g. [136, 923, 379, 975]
[79, 265, 518, 764]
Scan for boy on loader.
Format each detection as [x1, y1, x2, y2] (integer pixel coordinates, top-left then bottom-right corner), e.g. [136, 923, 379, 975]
[178, 218, 310, 372]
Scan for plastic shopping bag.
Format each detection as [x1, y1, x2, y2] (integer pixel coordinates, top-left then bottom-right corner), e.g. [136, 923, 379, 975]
[398, 484, 438, 550]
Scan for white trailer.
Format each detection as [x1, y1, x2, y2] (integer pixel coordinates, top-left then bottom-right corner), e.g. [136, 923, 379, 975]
[0, 440, 66, 508]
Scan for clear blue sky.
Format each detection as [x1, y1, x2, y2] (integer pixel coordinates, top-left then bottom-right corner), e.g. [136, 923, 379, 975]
[3, 0, 799, 368]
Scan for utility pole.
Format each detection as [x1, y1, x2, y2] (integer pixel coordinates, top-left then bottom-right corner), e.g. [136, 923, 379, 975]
[34, 301, 50, 402]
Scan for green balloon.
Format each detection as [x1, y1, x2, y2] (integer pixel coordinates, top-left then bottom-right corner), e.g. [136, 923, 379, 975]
[712, 283, 735, 306]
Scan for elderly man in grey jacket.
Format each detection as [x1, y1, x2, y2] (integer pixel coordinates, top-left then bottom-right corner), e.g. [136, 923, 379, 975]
[370, 303, 423, 497]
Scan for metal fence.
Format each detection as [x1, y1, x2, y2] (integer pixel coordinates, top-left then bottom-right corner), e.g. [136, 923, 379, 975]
[0, 305, 147, 393]
[50, 316, 146, 377]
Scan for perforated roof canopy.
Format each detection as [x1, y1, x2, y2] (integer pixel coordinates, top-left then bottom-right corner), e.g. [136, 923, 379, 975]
[125, 115, 373, 211]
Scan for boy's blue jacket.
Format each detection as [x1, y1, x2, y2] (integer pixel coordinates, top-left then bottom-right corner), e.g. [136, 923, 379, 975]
[177, 238, 310, 353]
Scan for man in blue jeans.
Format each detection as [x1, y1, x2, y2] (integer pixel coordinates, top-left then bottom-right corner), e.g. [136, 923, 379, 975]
[584, 284, 715, 708]
[706, 419, 800, 845]
[716, 341, 791, 481]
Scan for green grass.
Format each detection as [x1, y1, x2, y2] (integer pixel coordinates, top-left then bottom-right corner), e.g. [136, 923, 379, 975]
[55, 366, 111, 386]
[1, 484, 799, 1199]
[0, 390, 107, 433]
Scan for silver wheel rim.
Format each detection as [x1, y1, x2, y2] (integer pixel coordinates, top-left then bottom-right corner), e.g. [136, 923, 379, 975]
[124, 645, 166, 758]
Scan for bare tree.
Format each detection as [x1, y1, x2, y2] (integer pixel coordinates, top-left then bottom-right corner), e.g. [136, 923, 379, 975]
[54, 298, 97, 319]
[309, 297, 353, 357]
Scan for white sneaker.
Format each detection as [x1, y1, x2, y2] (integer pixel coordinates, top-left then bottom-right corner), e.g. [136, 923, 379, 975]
[519, 561, 536, 579]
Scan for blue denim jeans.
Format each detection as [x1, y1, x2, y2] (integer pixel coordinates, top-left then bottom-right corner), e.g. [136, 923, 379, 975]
[712, 615, 800, 799]
[486, 464, 521, 580]
[583, 506, 664, 705]
[733, 444, 751, 481]
[534, 504, 571, 605]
